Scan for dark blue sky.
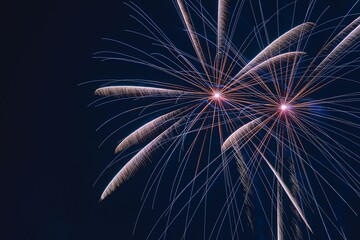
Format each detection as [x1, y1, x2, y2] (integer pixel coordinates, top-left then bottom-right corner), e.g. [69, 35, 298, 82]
[2, 0, 360, 239]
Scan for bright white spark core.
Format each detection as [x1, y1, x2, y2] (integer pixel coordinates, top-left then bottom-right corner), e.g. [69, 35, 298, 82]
[214, 92, 221, 99]
[280, 104, 288, 111]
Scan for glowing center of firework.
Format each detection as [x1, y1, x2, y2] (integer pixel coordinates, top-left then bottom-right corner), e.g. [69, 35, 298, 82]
[213, 92, 221, 99]
[280, 104, 289, 111]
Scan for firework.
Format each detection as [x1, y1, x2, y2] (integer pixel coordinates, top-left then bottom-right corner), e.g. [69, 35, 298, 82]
[90, 0, 360, 239]
[221, 15, 360, 240]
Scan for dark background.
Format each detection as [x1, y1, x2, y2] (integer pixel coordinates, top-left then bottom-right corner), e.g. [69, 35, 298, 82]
[2, 0, 359, 239]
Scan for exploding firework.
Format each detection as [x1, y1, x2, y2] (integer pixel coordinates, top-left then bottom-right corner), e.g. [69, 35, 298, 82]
[219, 14, 360, 239]
[89, 0, 360, 239]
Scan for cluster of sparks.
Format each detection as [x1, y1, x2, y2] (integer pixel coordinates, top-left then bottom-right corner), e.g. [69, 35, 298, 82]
[90, 0, 360, 239]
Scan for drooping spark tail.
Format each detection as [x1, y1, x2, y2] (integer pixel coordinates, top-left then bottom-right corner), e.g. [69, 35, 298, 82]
[227, 51, 306, 89]
[176, 0, 209, 77]
[258, 151, 313, 233]
[114, 108, 187, 153]
[95, 86, 188, 97]
[222, 117, 313, 233]
[232, 22, 315, 79]
[318, 16, 360, 56]
[221, 117, 263, 151]
[217, 0, 229, 68]
[217, 0, 229, 52]
[233, 148, 254, 229]
[100, 118, 185, 201]
[313, 23, 360, 75]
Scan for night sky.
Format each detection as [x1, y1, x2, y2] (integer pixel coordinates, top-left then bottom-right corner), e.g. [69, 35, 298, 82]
[2, 0, 360, 239]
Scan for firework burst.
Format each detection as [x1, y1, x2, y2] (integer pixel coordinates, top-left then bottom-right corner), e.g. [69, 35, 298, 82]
[89, 0, 360, 239]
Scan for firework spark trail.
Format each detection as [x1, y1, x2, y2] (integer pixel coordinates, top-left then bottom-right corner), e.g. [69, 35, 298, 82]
[216, 0, 229, 82]
[95, 86, 189, 97]
[112, 108, 187, 153]
[229, 22, 315, 82]
[316, 16, 360, 57]
[222, 117, 263, 151]
[217, 0, 229, 54]
[256, 149, 313, 232]
[176, 0, 210, 80]
[233, 147, 253, 229]
[291, 20, 360, 103]
[226, 51, 306, 95]
[100, 117, 187, 201]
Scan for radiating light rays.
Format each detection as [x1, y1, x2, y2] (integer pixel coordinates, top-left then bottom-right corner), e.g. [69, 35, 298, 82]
[89, 0, 360, 239]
